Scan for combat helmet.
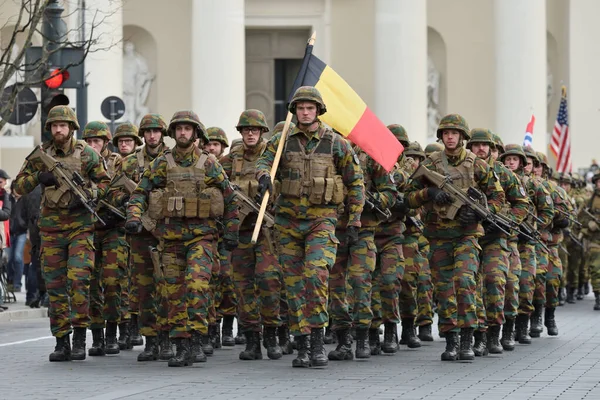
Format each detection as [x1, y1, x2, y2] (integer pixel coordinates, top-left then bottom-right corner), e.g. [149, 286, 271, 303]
[499, 144, 528, 167]
[82, 121, 112, 141]
[206, 127, 229, 148]
[386, 124, 409, 147]
[45, 105, 80, 131]
[272, 121, 296, 134]
[139, 113, 168, 136]
[492, 134, 505, 154]
[558, 173, 572, 185]
[536, 151, 549, 169]
[235, 110, 269, 133]
[466, 128, 495, 150]
[592, 172, 600, 184]
[404, 141, 425, 160]
[522, 145, 540, 166]
[424, 142, 444, 156]
[112, 123, 142, 147]
[167, 110, 209, 144]
[437, 114, 470, 140]
[288, 86, 327, 115]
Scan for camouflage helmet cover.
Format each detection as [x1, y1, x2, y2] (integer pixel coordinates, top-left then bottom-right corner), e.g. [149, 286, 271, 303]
[466, 128, 495, 149]
[112, 123, 142, 146]
[404, 141, 425, 159]
[386, 124, 409, 146]
[592, 172, 600, 184]
[500, 143, 528, 166]
[82, 121, 112, 141]
[45, 105, 80, 131]
[206, 127, 229, 147]
[235, 109, 269, 132]
[492, 134, 505, 154]
[272, 121, 297, 135]
[436, 113, 470, 140]
[167, 110, 209, 143]
[536, 151, 549, 168]
[558, 172, 572, 184]
[522, 145, 540, 165]
[288, 86, 327, 115]
[424, 142, 444, 155]
[138, 113, 168, 135]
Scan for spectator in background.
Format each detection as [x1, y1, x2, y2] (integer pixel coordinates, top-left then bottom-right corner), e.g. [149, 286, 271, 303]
[7, 183, 28, 294]
[0, 169, 12, 310]
[25, 185, 43, 308]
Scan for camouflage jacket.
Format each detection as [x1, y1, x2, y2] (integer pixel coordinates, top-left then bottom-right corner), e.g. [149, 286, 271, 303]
[375, 155, 411, 237]
[13, 136, 113, 232]
[256, 123, 364, 227]
[540, 178, 572, 245]
[580, 188, 600, 243]
[518, 172, 554, 234]
[121, 144, 168, 184]
[127, 145, 239, 242]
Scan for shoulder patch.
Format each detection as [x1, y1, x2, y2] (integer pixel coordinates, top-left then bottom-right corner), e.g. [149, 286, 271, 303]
[519, 186, 527, 197]
[546, 195, 552, 205]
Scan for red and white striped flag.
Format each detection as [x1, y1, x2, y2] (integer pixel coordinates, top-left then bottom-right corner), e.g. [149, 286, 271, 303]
[550, 86, 571, 173]
[522, 114, 535, 147]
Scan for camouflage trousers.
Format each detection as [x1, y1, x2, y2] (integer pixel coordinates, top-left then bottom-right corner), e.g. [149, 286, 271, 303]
[277, 216, 338, 336]
[89, 228, 129, 329]
[565, 240, 585, 288]
[428, 237, 479, 333]
[231, 230, 282, 332]
[207, 241, 221, 327]
[215, 246, 237, 318]
[41, 227, 94, 338]
[586, 244, 600, 293]
[125, 234, 137, 320]
[400, 236, 420, 320]
[475, 237, 509, 330]
[416, 235, 434, 327]
[504, 240, 521, 319]
[371, 231, 404, 329]
[129, 230, 168, 337]
[533, 243, 550, 307]
[329, 227, 376, 331]
[162, 237, 214, 338]
[545, 245, 563, 309]
[517, 241, 536, 316]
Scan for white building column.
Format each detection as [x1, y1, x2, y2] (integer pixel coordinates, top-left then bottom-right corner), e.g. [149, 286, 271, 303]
[84, 0, 123, 124]
[569, 0, 600, 171]
[191, 0, 245, 143]
[494, 0, 546, 149]
[374, 0, 427, 145]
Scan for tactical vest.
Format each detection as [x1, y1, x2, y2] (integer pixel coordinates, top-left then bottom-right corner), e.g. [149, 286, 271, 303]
[230, 141, 265, 199]
[520, 174, 539, 228]
[41, 140, 95, 209]
[106, 152, 120, 178]
[134, 148, 147, 183]
[427, 150, 477, 219]
[589, 192, 600, 215]
[357, 151, 373, 192]
[158, 149, 224, 220]
[279, 130, 344, 205]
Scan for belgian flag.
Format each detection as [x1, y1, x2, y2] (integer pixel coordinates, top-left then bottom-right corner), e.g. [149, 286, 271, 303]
[289, 39, 404, 172]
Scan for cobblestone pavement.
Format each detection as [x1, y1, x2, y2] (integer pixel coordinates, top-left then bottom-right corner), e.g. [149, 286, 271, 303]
[1, 294, 600, 400]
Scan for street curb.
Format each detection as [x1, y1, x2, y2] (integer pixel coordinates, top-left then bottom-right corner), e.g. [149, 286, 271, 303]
[0, 308, 48, 322]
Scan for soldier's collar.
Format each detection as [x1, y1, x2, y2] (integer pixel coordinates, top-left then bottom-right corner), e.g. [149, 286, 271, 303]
[292, 122, 322, 140]
[54, 136, 76, 155]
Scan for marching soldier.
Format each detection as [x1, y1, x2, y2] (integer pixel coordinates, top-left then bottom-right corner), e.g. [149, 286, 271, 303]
[113, 123, 142, 158]
[580, 172, 600, 310]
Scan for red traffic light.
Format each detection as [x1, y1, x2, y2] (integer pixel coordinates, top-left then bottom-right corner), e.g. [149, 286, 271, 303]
[44, 68, 70, 89]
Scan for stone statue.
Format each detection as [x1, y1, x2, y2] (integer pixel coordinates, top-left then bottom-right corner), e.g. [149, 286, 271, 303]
[123, 41, 154, 125]
[547, 61, 553, 108]
[427, 56, 442, 139]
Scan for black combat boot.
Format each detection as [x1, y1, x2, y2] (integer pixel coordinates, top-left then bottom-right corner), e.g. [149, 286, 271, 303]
[263, 326, 283, 360]
[201, 332, 214, 356]
[191, 331, 207, 363]
[566, 287, 576, 304]
[292, 335, 310, 368]
[441, 331, 459, 361]
[529, 304, 543, 338]
[577, 285, 585, 300]
[211, 323, 221, 349]
[117, 321, 132, 350]
[158, 331, 174, 360]
[278, 325, 293, 355]
[71, 327, 87, 361]
[310, 328, 328, 367]
[324, 324, 335, 345]
[239, 331, 262, 360]
[129, 314, 143, 347]
[516, 314, 532, 344]
[234, 320, 246, 345]
[88, 329, 105, 356]
[558, 287, 566, 306]
[137, 335, 159, 361]
[418, 324, 434, 342]
[105, 322, 120, 355]
[401, 318, 421, 348]
[327, 329, 354, 361]
[501, 318, 516, 351]
[49, 334, 72, 362]
[168, 338, 194, 367]
[585, 282, 590, 295]
[458, 328, 475, 361]
[354, 328, 371, 359]
[381, 323, 398, 354]
[487, 325, 503, 354]
[544, 307, 558, 336]
[369, 328, 382, 355]
[221, 315, 235, 347]
[473, 330, 488, 357]
[594, 292, 600, 311]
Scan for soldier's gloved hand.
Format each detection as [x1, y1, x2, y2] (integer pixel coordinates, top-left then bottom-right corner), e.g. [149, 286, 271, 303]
[346, 225, 359, 246]
[427, 187, 452, 205]
[458, 206, 479, 226]
[256, 175, 273, 203]
[553, 217, 569, 229]
[125, 220, 143, 234]
[38, 171, 58, 187]
[119, 195, 130, 207]
[589, 220, 599, 232]
[223, 238, 238, 252]
[483, 221, 500, 235]
[392, 196, 410, 216]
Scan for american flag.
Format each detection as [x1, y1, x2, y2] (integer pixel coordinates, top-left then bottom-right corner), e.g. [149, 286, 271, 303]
[522, 114, 535, 147]
[550, 87, 571, 173]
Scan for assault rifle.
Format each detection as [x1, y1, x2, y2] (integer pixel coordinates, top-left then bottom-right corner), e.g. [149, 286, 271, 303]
[99, 199, 126, 220]
[519, 220, 549, 252]
[582, 208, 600, 225]
[411, 165, 510, 235]
[28, 146, 105, 225]
[232, 186, 274, 228]
[565, 230, 584, 248]
[97, 174, 138, 220]
[555, 208, 582, 227]
[366, 191, 392, 221]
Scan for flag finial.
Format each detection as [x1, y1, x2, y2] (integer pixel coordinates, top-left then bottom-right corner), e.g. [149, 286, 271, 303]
[561, 85, 567, 98]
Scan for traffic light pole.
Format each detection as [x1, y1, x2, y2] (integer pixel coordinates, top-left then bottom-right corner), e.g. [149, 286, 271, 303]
[76, 0, 88, 136]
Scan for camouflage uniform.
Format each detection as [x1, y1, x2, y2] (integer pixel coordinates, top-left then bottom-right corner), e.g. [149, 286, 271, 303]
[405, 114, 504, 362]
[112, 123, 142, 157]
[127, 111, 239, 367]
[566, 176, 587, 300]
[13, 106, 113, 362]
[580, 173, 600, 310]
[256, 86, 364, 368]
